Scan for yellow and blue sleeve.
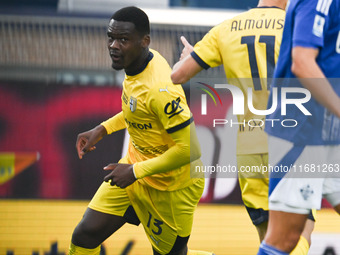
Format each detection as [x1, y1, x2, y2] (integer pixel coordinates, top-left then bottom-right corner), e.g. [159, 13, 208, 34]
[100, 111, 126, 135]
[192, 23, 223, 69]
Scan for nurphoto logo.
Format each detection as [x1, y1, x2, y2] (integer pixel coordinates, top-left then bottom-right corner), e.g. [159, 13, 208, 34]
[196, 80, 312, 128]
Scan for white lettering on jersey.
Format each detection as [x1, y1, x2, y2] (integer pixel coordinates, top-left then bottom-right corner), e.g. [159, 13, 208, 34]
[316, 0, 332, 15]
[336, 31, 340, 54]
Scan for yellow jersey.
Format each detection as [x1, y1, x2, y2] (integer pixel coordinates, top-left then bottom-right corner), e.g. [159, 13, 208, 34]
[105, 49, 200, 191]
[193, 7, 285, 155]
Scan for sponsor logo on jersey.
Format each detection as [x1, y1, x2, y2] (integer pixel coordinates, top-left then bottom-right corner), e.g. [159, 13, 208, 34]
[125, 118, 152, 130]
[164, 97, 184, 118]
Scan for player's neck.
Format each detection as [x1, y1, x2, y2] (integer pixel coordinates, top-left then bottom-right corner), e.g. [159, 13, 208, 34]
[257, 0, 287, 10]
[125, 48, 151, 76]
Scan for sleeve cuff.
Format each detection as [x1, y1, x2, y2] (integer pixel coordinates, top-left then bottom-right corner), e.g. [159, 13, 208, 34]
[132, 164, 138, 179]
[166, 116, 193, 134]
[191, 51, 210, 70]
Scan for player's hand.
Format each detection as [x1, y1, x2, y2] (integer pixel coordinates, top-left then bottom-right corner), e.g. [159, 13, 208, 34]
[76, 125, 107, 159]
[179, 36, 194, 61]
[76, 131, 96, 159]
[103, 163, 137, 188]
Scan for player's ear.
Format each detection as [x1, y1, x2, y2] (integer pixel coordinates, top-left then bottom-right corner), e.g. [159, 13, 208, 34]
[141, 34, 150, 48]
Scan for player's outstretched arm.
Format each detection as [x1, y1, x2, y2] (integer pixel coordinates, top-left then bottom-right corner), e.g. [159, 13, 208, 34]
[76, 125, 107, 159]
[76, 111, 125, 159]
[171, 36, 203, 84]
[291, 46, 340, 118]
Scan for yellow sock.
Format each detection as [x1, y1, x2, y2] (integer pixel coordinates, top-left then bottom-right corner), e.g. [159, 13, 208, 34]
[290, 236, 309, 255]
[187, 249, 215, 255]
[68, 242, 101, 255]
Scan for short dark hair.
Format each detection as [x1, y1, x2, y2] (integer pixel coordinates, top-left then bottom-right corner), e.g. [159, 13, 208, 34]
[111, 6, 150, 35]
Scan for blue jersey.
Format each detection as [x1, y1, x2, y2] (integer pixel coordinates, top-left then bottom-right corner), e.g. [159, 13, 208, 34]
[265, 0, 340, 145]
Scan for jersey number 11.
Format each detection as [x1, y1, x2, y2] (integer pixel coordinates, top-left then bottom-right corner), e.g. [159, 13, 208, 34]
[241, 35, 276, 91]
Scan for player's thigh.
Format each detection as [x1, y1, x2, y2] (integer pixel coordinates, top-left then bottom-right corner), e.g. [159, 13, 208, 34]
[266, 210, 309, 252]
[89, 181, 140, 224]
[72, 182, 138, 247]
[126, 179, 204, 254]
[72, 207, 127, 247]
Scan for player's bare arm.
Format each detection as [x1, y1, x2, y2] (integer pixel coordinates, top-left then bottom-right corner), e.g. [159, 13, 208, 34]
[291, 46, 340, 118]
[171, 36, 203, 84]
[76, 124, 107, 159]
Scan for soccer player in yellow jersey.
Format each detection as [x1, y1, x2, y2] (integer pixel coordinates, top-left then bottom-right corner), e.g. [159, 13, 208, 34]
[171, 0, 314, 254]
[68, 6, 213, 255]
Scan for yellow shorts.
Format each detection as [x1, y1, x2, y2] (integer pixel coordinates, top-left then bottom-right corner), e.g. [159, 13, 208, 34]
[237, 153, 269, 211]
[89, 178, 204, 254]
[237, 154, 269, 225]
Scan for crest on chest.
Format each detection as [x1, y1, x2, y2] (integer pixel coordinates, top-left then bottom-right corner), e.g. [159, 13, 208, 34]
[129, 96, 137, 112]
